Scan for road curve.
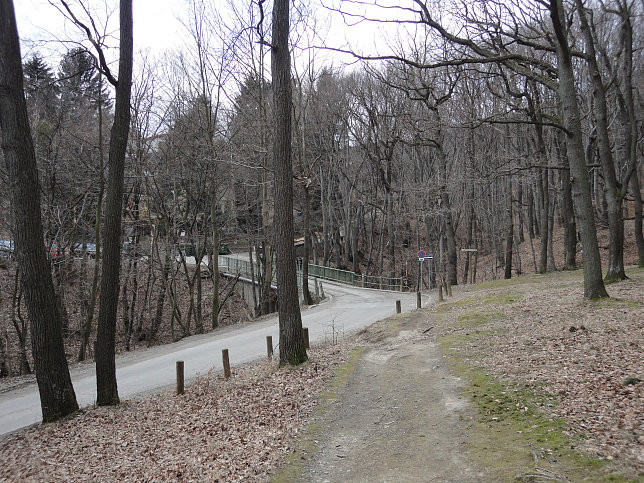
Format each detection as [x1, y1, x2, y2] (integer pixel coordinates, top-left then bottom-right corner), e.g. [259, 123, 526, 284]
[0, 281, 424, 437]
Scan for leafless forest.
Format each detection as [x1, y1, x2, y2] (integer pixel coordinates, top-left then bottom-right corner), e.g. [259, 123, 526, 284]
[1, 0, 642, 383]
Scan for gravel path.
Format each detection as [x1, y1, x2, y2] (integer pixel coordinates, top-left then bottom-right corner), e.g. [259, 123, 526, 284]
[291, 311, 487, 482]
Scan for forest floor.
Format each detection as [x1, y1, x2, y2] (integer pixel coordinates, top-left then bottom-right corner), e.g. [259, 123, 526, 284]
[0, 266, 642, 481]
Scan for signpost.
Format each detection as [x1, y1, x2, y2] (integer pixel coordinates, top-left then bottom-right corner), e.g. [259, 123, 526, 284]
[418, 251, 434, 291]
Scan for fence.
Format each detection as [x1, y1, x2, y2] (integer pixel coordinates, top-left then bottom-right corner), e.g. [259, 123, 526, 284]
[218, 255, 406, 292]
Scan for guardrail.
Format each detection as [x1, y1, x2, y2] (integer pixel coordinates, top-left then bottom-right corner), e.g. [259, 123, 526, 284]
[218, 255, 406, 292]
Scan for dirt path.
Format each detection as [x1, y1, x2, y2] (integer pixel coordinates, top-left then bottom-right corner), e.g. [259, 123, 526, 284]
[286, 311, 488, 482]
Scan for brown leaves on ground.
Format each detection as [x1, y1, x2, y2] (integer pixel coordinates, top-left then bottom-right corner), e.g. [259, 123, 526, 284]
[446, 270, 644, 477]
[0, 344, 349, 482]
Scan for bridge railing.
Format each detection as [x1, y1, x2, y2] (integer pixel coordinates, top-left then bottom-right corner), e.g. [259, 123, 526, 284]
[218, 255, 406, 292]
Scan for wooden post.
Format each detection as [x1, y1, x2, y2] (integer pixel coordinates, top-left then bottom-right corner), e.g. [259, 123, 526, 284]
[176, 361, 184, 395]
[266, 336, 273, 360]
[400, 278, 403, 292]
[396, 300, 401, 314]
[222, 349, 231, 379]
[362, 274, 365, 287]
[417, 291, 421, 309]
[447, 281, 452, 297]
[302, 327, 310, 349]
[439, 284, 444, 302]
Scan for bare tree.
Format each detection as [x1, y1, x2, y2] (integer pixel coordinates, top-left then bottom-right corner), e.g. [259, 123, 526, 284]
[271, 0, 307, 366]
[0, 0, 79, 421]
[59, 0, 135, 404]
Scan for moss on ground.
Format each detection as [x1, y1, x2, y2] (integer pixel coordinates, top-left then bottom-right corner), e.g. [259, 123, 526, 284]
[437, 272, 638, 482]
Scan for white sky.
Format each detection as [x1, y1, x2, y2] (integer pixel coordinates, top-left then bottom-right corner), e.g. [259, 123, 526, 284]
[14, 0, 410, 68]
[15, 0, 186, 60]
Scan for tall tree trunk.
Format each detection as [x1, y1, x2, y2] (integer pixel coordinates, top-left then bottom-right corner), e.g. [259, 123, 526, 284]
[148, 242, 170, 346]
[211, 190, 219, 328]
[78, 77, 105, 362]
[527, 185, 535, 239]
[0, 0, 79, 420]
[617, 5, 643, 267]
[96, 0, 134, 406]
[302, 182, 314, 304]
[575, 0, 626, 283]
[272, 0, 307, 366]
[536, 155, 549, 273]
[550, 0, 607, 299]
[517, 180, 525, 244]
[561, 166, 577, 270]
[632, 172, 644, 267]
[504, 177, 514, 279]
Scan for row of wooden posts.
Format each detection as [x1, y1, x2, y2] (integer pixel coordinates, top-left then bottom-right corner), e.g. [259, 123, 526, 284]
[176, 287, 452, 395]
[175, 328, 311, 395]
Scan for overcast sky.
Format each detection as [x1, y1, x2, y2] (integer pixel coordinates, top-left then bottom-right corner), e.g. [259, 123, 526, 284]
[15, 0, 186, 59]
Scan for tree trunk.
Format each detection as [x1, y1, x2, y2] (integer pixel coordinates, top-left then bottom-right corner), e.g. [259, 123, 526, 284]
[504, 177, 514, 279]
[537, 168, 549, 273]
[302, 183, 314, 305]
[527, 185, 535, 239]
[550, 0, 607, 299]
[616, 5, 643, 267]
[0, 0, 79, 421]
[632, 172, 644, 267]
[78, 82, 105, 361]
[272, 0, 307, 366]
[561, 166, 577, 270]
[211, 189, 219, 328]
[95, 0, 133, 406]
[575, 0, 626, 283]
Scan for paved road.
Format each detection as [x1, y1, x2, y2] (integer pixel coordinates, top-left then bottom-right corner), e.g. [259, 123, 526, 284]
[0, 281, 423, 437]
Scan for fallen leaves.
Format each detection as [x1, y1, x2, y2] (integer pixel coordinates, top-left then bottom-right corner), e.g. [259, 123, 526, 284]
[450, 272, 644, 476]
[0, 344, 350, 482]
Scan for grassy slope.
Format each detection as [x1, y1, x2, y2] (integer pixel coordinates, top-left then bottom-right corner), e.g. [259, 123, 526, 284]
[435, 267, 643, 482]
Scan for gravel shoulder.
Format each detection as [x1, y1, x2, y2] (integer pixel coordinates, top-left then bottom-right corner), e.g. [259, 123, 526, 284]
[289, 311, 486, 482]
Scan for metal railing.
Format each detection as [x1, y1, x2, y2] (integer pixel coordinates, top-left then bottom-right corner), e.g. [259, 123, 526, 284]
[307, 264, 355, 285]
[218, 255, 406, 292]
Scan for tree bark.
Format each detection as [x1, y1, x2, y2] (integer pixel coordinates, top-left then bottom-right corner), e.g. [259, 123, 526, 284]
[561, 165, 577, 270]
[95, 0, 133, 405]
[272, 0, 307, 366]
[504, 177, 514, 279]
[78, 76, 105, 362]
[302, 182, 314, 305]
[211, 188, 219, 328]
[0, 0, 79, 421]
[575, 0, 626, 283]
[550, 0, 607, 299]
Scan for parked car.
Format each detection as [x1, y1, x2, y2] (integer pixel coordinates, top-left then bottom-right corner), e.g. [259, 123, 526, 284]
[73, 243, 97, 258]
[47, 243, 65, 257]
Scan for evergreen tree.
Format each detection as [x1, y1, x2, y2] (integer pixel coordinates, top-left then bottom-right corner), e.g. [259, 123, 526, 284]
[58, 47, 110, 112]
[23, 53, 58, 121]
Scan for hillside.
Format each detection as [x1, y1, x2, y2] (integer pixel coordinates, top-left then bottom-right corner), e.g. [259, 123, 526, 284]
[0, 266, 641, 481]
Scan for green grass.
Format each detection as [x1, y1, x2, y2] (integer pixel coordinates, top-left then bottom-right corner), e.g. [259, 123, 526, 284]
[435, 274, 640, 482]
[586, 298, 642, 310]
[456, 310, 505, 328]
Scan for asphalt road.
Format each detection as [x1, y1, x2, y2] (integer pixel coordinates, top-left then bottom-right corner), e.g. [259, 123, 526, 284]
[0, 280, 422, 437]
